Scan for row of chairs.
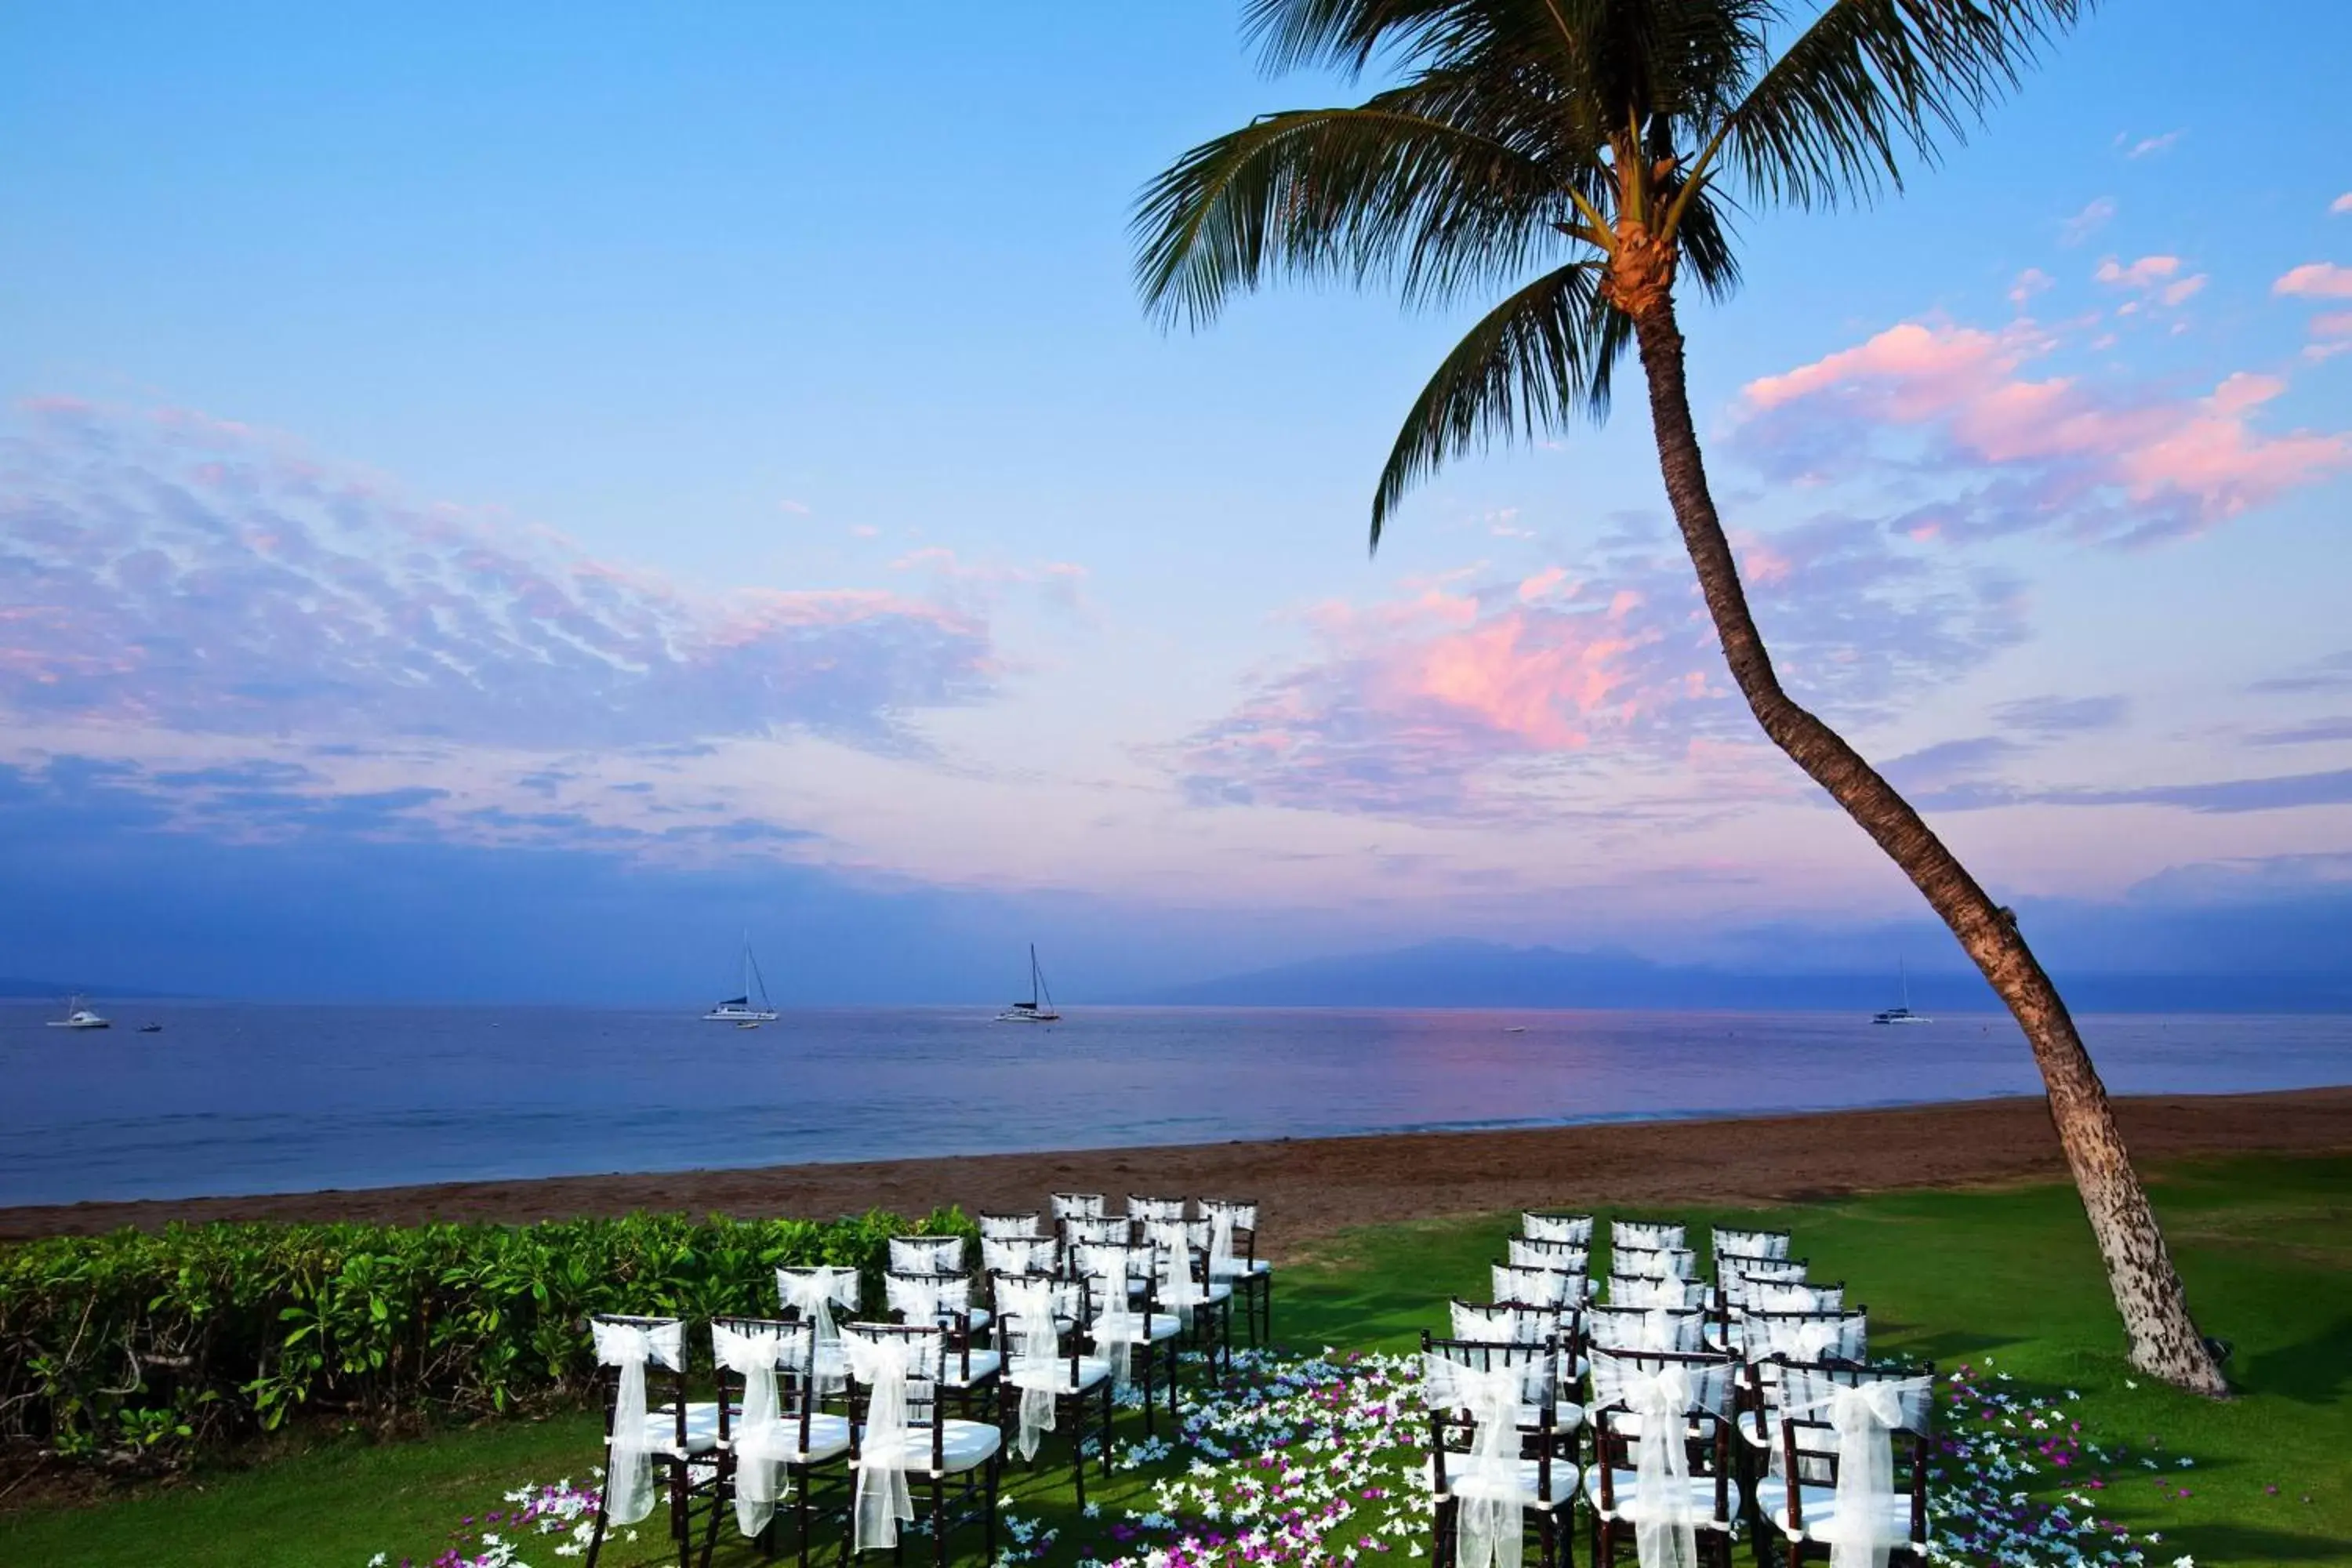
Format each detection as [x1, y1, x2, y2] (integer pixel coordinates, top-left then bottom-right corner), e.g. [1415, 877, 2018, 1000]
[1428, 1212, 1934, 1568]
[581, 1195, 1274, 1568]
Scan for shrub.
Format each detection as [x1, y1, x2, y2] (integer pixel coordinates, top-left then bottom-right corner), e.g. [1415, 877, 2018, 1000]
[0, 1206, 971, 1466]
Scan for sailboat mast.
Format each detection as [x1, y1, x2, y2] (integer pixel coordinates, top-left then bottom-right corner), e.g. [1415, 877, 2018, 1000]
[1900, 956, 1911, 1011]
[1029, 943, 1040, 1007]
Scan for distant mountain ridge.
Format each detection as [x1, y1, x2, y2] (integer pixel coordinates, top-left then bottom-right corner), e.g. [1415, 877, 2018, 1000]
[1130, 940, 2352, 1013]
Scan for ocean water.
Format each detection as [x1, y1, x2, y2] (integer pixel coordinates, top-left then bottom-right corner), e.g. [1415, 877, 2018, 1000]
[2, 1003, 2347, 1207]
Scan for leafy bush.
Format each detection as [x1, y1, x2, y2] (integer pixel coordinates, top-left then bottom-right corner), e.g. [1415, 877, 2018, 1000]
[0, 1207, 971, 1466]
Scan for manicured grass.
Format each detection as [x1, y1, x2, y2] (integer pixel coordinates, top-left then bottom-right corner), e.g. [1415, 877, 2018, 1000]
[4, 1152, 2344, 1568]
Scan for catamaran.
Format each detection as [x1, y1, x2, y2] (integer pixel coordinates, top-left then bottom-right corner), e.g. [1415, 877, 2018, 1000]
[702, 934, 780, 1024]
[1871, 959, 1932, 1025]
[48, 995, 111, 1030]
[995, 944, 1062, 1024]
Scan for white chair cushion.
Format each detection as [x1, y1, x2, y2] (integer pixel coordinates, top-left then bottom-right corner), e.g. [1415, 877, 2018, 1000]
[940, 1348, 1004, 1386]
[1512, 1402, 1586, 1433]
[1425, 1457, 1580, 1509]
[857, 1417, 1004, 1475]
[729, 1411, 852, 1464]
[1012, 1354, 1115, 1394]
[962, 1307, 993, 1334]
[1144, 1312, 1185, 1342]
[626, 1400, 723, 1455]
[1582, 1467, 1736, 1524]
[1736, 1410, 1775, 1449]
[1768, 1485, 1922, 1546]
[1205, 1283, 1235, 1305]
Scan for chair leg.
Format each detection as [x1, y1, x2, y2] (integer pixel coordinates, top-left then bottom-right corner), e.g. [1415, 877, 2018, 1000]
[585, 1493, 611, 1568]
[1141, 1349, 1157, 1436]
[673, 1463, 691, 1568]
[699, 1455, 726, 1568]
[1102, 1374, 1116, 1475]
[985, 1453, 1000, 1565]
[931, 1474, 946, 1568]
[1069, 1392, 1087, 1511]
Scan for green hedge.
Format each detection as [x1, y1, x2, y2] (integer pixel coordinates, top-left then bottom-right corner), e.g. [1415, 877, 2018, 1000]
[0, 1207, 971, 1465]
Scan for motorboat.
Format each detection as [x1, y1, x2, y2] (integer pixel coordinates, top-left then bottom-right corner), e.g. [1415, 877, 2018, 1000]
[47, 996, 111, 1030]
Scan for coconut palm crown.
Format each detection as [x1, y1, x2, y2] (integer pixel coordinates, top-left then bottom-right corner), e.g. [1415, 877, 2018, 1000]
[1135, 0, 2232, 1396]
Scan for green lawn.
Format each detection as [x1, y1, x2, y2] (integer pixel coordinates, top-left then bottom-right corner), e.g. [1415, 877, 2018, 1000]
[4, 1152, 2344, 1568]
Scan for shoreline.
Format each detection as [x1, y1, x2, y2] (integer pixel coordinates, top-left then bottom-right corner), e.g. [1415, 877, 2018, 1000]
[6, 1085, 2348, 1246]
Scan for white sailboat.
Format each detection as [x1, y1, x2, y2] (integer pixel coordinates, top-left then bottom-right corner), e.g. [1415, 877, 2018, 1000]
[1871, 959, 1932, 1025]
[702, 934, 780, 1024]
[995, 944, 1062, 1024]
[47, 994, 111, 1030]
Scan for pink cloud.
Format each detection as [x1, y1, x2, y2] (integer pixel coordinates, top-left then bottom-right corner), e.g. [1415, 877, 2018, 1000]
[2274, 263, 2352, 299]
[2095, 254, 2182, 289]
[1173, 522, 2025, 821]
[2008, 268, 2053, 310]
[2332, 194, 2352, 216]
[1735, 320, 2350, 545]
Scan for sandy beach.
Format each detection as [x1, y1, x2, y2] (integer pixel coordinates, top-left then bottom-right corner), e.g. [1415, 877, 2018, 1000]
[7, 1085, 2346, 1247]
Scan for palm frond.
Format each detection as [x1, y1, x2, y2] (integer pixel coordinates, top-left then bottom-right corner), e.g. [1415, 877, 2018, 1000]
[1368, 260, 1618, 547]
[1724, 0, 2092, 208]
[1132, 90, 1566, 328]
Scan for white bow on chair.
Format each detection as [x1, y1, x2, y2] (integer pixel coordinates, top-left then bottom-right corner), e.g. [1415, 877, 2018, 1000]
[998, 1276, 1065, 1461]
[1150, 1222, 1206, 1329]
[1802, 1377, 1930, 1568]
[844, 1334, 924, 1554]
[1617, 1364, 1700, 1568]
[779, 1266, 859, 1390]
[1085, 1260, 1145, 1386]
[713, 1323, 789, 1539]
[1426, 1355, 1542, 1568]
[1207, 1207, 1240, 1280]
[592, 1319, 683, 1528]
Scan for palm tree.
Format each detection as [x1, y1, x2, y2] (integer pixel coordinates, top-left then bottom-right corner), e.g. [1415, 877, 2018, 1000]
[1135, 0, 2228, 1395]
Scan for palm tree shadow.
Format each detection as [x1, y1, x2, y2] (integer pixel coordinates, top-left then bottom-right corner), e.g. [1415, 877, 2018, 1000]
[2234, 1314, 2352, 1406]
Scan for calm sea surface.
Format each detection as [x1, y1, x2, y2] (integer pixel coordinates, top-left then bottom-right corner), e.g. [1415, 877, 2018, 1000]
[2, 1004, 2347, 1207]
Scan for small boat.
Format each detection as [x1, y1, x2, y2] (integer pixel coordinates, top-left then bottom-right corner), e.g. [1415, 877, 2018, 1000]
[1871, 960, 1932, 1025]
[47, 995, 111, 1030]
[1503, 1025, 1529, 1034]
[703, 932, 780, 1023]
[996, 945, 1062, 1024]
[137, 1022, 163, 1034]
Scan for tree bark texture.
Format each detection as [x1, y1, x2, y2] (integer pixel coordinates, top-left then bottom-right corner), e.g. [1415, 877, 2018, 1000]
[1626, 296, 2229, 1396]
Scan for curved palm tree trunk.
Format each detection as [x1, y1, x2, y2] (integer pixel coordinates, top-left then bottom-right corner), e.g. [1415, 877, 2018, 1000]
[1627, 294, 2228, 1396]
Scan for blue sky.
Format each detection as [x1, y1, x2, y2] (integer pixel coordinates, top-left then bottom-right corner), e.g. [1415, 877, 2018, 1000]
[4, 1, 2350, 1002]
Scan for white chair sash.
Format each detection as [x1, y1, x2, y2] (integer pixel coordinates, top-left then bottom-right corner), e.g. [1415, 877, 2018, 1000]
[592, 1319, 683, 1527]
[1618, 1364, 1699, 1568]
[886, 1272, 970, 1327]
[983, 1236, 1053, 1276]
[1492, 1263, 1572, 1308]
[998, 1276, 1066, 1461]
[1425, 1352, 1552, 1568]
[1207, 1207, 1241, 1279]
[1753, 1283, 1841, 1315]
[1748, 1316, 1853, 1367]
[1613, 1221, 1685, 1250]
[844, 1334, 927, 1553]
[1149, 1221, 1208, 1327]
[1782, 1376, 1933, 1568]
[1612, 1276, 1697, 1310]
[778, 1265, 860, 1388]
[713, 1323, 791, 1538]
[1523, 1213, 1592, 1245]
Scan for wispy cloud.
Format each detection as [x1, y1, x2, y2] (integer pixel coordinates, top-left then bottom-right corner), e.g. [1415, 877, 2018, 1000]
[1736, 321, 2350, 546]
[0, 400, 996, 752]
[1919, 766, 2352, 815]
[2119, 130, 2183, 160]
[2092, 253, 2206, 307]
[1993, 693, 2131, 735]
[2059, 197, 2117, 247]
